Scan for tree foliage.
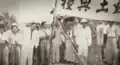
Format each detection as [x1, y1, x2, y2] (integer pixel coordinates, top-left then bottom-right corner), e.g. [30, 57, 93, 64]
[0, 12, 17, 31]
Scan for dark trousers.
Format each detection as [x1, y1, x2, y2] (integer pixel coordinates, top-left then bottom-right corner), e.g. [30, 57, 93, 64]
[9, 44, 21, 65]
[39, 39, 49, 65]
[101, 34, 107, 60]
[117, 36, 120, 65]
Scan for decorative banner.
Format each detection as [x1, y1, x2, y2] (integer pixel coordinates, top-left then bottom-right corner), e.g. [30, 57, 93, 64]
[55, 0, 120, 21]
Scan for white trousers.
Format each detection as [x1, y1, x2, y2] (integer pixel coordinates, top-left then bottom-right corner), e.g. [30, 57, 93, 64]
[97, 32, 104, 45]
[112, 38, 118, 55]
[52, 43, 60, 63]
[20, 46, 33, 65]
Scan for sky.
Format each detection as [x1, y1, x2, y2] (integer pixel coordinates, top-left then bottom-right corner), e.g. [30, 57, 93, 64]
[0, 0, 54, 24]
[0, 0, 119, 24]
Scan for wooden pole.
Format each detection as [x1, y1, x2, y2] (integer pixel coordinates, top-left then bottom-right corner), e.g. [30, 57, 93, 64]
[49, 0, 58, 65]
[57, 17, 86, 65]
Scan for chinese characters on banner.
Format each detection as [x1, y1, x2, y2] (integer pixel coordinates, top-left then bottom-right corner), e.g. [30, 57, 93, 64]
[60, 0, 120, 14]
[113, 0, 120, 14]
[96, 0, 108, 13]
[77, 0, 91, 11]
[55, 0, 120, 21]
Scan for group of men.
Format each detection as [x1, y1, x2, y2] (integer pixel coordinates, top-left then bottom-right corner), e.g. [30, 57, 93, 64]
[1, 17, 120, 65]
[0, 18, 93, 65]
[1, 21, 52, 65]
[96, 21, 120, 65]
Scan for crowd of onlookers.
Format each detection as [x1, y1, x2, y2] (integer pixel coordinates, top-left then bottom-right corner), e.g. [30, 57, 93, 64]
[0, 16, 120, 65]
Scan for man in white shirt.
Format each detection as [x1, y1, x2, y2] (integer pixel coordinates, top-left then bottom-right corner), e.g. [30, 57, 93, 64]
[21, 22, 40, 65]
[51, 22, 63, 63]
[20, 24, 31, 65]
[2, 23, 21, 65]
[103, 21, 110, 45]
[101, 21, 109, 60]
[107, 23, 117, 55]
[96, 21, 105, 46]
[104, 22, 118, 65]
[39, 21, 51, 65]
[74, 19, 92, 65]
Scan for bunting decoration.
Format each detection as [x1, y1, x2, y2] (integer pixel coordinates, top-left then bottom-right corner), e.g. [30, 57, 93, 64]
[77, 0, 91, 11]
[96, 0, 108, 13]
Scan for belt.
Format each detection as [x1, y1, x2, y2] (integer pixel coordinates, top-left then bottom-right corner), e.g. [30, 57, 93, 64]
[40, 37, 49, 40]
[107, 37, 116, 38]
[11, 44, 21, 47]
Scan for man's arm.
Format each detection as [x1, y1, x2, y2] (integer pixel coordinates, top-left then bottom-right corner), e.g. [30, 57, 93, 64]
[1, 31, 12, 44]
[87, 27, 92, 47]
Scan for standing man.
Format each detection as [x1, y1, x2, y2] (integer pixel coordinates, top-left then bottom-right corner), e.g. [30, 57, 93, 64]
[51, 22, 63, 63]
[116, 23, 120, 65]
[96, 21, 105, 46]
[20, 23, 31, 65]
[39, 21, 51, 65]
[2, 23, 22, 65]
[103, 21, 109, 46]
[104, 22, 117, 65]
[74, 19, 92, 65]
[30, 23, 40, 65]
[21, 22, 39, 65]
[102, 21, 109, 60]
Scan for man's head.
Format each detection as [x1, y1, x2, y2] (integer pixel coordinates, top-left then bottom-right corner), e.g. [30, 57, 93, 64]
[31, 23, 37, 30]
[40, 21, 46, 29]
[98, 20, 104, 25]
[36, 23, 40, 30]
[80, 19, 88, 28]
[116, 22, 120, 27]
[11, 23, 19, 34]
[104, 20, 108, 25]
[108, 21, 114, 27]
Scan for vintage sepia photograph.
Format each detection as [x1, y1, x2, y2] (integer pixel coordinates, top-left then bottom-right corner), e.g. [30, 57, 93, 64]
[0, 0, 120, 65]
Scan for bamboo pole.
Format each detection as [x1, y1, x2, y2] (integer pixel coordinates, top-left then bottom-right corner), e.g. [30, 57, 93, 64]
[50, 0, 86, 65]
[49, 0, 58, 65]
[57, 17, 86, 65]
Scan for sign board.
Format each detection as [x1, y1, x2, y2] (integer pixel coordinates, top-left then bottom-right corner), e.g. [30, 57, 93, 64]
[55, 0, 120, 21]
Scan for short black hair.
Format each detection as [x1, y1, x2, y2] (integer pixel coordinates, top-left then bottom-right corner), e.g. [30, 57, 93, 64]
[31, 22, 37, 26]
[11, 25, 17, 28]
[41, 21, 46, 26]
[11, 25, 20, 31]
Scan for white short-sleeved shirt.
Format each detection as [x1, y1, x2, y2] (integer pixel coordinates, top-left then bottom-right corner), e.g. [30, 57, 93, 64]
[103, 24, 110, 34]
[53, 27, 63, 45]
[45, 28, 52, 36]
[22, 27, 31, 48]
[96, 24, 104, 34]
[31, 29, 51, 48]
[2, 30, 22, 44]
[107, 25, 117, 37]
[39, 29, 49, 38]
[31, 30, 40, 47]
